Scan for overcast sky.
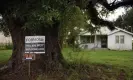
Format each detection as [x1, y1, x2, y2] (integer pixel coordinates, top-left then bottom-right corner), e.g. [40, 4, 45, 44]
[106, 0, 125, 21]
[105, 7, 125, 21]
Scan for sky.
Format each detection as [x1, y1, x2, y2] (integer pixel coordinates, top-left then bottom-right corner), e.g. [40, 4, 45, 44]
[105, 7, 126, 21]
[106, 0, 126, 21]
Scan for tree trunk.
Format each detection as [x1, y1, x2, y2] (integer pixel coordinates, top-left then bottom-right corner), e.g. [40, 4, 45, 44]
[1, 17, 65, 80]
[5, 16, 26, 70]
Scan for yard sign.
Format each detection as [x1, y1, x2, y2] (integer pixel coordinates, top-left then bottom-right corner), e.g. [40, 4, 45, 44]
[25, 36, 45, 54]
[23, 54, 35, 60]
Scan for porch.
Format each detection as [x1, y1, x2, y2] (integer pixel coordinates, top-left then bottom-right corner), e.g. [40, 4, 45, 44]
[79, 35, 107, 49]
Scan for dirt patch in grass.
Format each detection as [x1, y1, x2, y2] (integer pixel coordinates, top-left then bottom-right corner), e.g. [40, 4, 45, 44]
[0, 62, 131, 80]
[36, 63, 128, 80]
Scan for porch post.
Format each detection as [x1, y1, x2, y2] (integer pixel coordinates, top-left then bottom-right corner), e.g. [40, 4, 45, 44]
[78, 35, 81, 44]
[94, 33, 97, 49]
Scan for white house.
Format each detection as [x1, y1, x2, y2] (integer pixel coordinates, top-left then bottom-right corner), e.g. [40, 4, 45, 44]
[108, 28, 133, 50]
[0, 32, 12, 44]
[78, 27, 133, 50]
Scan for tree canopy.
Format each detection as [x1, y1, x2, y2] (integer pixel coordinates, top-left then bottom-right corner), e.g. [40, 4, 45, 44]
[0, 0, 133, 32]
[115, 8, 133, 32]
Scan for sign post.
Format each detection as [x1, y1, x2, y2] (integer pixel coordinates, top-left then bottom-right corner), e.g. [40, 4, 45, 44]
[28, 60, 31, 80]
[24, 36, 45, 79]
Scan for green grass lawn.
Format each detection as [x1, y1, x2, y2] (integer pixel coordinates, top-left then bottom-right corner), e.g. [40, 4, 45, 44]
[62, 48, 133, 69]
[0, 50, 12, 65]
[0, 48, 133, 69]
[0, 48, 132, 68]
[0, 49, 133, 79]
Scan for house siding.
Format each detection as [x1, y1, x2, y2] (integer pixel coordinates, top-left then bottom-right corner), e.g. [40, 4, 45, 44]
[108, 31, 132, 50]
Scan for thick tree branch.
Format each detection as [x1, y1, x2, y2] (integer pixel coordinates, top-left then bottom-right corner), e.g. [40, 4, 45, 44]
[100, 0, 133, 11]
[87, 5, 115, 30]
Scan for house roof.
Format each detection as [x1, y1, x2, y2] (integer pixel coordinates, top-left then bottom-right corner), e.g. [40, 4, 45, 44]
[79, 27, 133, 36]
[108, 27, 133, 36]
[79, 27, 111, 35]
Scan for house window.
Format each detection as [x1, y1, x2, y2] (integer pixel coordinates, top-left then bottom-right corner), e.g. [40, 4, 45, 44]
[87, 36, 94, 43]
[115, 35, 119, 43]
[80, 36, 88, 43]
[80, 36, 94, 43]
[115, 35, 125, 44]
[120, 35, 124, 44]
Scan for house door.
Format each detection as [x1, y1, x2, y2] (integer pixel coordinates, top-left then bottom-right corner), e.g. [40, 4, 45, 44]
[101, 36, 107, 48]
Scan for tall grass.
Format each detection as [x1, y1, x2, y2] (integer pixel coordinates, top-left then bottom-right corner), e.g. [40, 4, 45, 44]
[0, 47, 133, 80]
[62, 48, 133, 80]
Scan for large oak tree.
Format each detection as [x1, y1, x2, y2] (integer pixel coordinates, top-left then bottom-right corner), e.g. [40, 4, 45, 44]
[0, 0, 133, 79]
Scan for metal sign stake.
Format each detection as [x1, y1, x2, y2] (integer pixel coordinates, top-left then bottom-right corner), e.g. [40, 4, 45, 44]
[28, 60, 31, 80]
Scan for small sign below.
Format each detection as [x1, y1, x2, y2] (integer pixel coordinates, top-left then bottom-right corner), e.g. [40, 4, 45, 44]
[23, 54, 35, 60]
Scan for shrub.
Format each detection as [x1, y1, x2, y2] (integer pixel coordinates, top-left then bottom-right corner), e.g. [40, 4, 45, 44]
[5, 43, 13, 49]
[0, 43, 6, 50]
[0, 43, 13, 50]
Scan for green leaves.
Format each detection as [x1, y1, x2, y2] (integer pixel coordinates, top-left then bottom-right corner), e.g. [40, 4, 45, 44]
[22, 0, 65, 32]
[61, 6, 85, 30]
[0, 18, 10, 36]
[59, 6, 86, 39]
[58, 6, 87, 46]
[115, 8, 133, 32]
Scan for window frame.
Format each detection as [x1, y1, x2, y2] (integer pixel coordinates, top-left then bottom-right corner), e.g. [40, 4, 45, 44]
[120, 35, 124, 44]
[115, 35, 119, 44]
